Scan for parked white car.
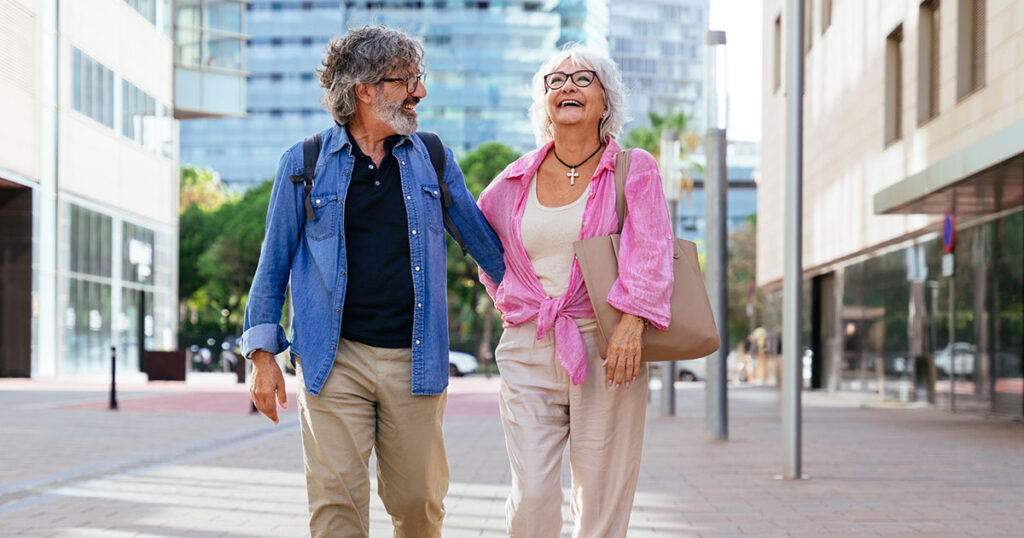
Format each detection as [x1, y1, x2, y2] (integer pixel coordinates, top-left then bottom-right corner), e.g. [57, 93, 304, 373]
[933, 342, 977, 377]
[448, 350, 479, 377]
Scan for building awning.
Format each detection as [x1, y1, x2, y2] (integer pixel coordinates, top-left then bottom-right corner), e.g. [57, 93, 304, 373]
[874, 119, 1024, 215]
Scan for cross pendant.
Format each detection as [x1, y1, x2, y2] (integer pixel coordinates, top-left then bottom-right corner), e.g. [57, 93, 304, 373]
[567, 167, 579, 186]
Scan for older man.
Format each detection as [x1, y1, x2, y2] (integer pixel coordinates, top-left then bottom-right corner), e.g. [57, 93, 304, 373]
[241, 25, 504, 538]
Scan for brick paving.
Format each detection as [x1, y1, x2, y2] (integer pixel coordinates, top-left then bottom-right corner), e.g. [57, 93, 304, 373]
[1, 374, 1022, 537]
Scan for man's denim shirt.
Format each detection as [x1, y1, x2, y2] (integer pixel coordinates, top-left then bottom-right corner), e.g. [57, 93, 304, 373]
[242, 125, 505, 396]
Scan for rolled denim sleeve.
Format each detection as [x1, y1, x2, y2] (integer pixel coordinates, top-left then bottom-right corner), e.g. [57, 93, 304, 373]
[443, 146, 505, 286]
[241, 149, 303, 358]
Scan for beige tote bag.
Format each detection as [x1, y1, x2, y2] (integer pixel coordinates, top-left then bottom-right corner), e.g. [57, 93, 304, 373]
[572, 149, 720, 362]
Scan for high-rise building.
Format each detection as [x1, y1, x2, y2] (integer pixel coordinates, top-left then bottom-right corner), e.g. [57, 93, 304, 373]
[609, 0, 708, 129]
[181, 0, 566, 187]
[759, 0, 1022, 417]
[340, 1, 561, 153]
[179, 1, 707, 187]
[0, 0, 245, 380]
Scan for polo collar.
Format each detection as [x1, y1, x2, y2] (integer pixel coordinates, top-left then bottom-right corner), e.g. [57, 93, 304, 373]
[327, 123, 413, 155]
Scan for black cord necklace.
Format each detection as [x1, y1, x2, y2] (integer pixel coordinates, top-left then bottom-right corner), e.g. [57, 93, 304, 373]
[553, 143, 604, 186]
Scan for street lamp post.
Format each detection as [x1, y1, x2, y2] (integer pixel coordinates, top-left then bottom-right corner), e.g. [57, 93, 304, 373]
[782, 0, 806, 480]
[659, 130, 681, 416]
[704, 30, 729, 441]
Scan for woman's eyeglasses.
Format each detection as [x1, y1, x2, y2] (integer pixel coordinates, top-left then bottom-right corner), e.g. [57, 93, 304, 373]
[543, 70, 598, 91]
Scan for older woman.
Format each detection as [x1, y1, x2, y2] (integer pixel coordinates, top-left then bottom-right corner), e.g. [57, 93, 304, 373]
[477, 46, 674, 537]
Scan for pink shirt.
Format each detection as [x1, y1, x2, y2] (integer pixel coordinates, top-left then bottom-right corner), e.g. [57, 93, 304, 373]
[478, 138, 674, 384]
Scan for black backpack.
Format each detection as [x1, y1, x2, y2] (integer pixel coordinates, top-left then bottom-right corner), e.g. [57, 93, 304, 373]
[289, 131, 467, 255]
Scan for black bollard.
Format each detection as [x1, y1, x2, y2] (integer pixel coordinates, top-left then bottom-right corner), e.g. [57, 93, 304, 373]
[109, 346, 118, 410]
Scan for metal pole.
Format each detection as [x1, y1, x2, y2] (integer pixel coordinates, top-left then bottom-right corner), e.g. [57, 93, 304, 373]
[782, 0, 805, 479]
[704, 126, 728, 440]
[109, 346, 118, 410]
[660, 131, 678, 416]
[703, 30, 729, 440]
[949, 277, 956, 413]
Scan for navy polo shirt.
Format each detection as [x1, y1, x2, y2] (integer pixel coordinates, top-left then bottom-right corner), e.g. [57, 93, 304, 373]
[340, 130, 414, 348]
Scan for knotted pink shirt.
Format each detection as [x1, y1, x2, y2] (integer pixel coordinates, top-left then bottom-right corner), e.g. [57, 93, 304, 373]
[478, 138, 674, 384]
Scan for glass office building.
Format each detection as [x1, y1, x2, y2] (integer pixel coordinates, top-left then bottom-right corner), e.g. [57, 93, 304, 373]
[0, 0, 244, 380]
[180, 1, 708, 187]
[181, 1, 565, 186]
[610, 0, 708, 129]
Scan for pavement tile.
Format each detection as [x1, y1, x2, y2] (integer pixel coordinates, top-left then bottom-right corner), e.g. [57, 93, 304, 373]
[2, 379, 1023, 536]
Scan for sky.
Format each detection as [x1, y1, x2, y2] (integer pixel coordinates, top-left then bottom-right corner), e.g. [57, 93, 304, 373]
[708, 0, 764, 142]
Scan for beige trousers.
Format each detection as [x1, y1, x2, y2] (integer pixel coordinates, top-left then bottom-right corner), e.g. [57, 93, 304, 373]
[296, 338, 448, 538]
[496, 323, 648, 538]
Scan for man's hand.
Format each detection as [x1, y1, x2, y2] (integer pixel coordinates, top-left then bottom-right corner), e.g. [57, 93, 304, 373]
[250, 350, 288, 424]
[603, 314, 645, 388]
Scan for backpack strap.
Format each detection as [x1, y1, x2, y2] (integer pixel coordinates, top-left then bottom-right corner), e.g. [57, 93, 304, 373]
[289, 133, 322, 222]
[416, 131, 468, 255]
[614, 149, 632, 234]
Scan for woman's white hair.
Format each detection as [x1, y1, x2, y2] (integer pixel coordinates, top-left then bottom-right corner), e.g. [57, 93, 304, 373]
[528, 44, 630, 147]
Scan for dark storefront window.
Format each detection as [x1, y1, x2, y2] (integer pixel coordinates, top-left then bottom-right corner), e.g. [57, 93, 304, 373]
[834, 210, 1023, 417]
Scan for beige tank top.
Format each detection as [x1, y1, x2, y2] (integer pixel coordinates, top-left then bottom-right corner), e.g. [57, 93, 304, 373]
[520, 175, 597, 332]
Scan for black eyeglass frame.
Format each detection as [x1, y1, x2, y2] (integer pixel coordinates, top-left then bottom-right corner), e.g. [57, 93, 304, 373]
[543, 69, 599, 91]
[379, 71, 427, 94]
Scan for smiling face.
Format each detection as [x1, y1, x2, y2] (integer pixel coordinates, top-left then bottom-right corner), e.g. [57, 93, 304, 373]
[371, 63, 427, 135]
[545, 59, 606, 134]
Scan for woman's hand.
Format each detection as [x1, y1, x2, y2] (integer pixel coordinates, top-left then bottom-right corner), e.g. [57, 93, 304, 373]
[603, 314, 645, 387]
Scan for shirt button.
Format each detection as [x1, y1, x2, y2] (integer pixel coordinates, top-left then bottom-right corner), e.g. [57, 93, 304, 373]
[415, 340, 421, 345]
[344, 170, 350, 175]
[401, 160, 406, 166]
[433, 190, 439, 196]
[315, 199, 321, 204]
[411, 230, 417, 235]
[406, 195, 411, 200]
[368, 164, 375, 170]
[417, 303, 422, 308]
[340, 270, 346, 275]
[330, 345, 335, 350]
[415, 266, 421, 271]
[335, 308, 340, 312]
[374, 181, 381, 187]
[340, 233, 345, 239]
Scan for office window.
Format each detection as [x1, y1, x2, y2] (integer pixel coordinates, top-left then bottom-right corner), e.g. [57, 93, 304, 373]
[72, 48, 114, 130]
[885, 25, 904, 145]
[918, 0, 941, 124]
[773, 15, 781, 92]
[822, 0, 832, 33]
[956, 0, 985, 99]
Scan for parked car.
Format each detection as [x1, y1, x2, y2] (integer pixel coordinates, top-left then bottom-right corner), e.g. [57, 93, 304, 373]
[448, 350, 479, 377]
[650, 358, 705, 382]
[934, 342, 977, 378]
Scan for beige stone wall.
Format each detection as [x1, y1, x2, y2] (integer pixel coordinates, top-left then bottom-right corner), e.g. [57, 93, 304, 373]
[0, 0, 41, 182]
[58, 0, 177, 226]
[759, 0, 1024, 285]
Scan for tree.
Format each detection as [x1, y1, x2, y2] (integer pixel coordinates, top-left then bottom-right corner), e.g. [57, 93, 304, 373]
[623, 110, 699, 200]
[178, 162, 273, 347]
[450, 142, 520, 374]
[623, 110, 690, 158]
[726, 214, 762, 349]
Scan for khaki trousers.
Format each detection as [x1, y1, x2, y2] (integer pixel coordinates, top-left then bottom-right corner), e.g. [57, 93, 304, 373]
[496, 323, 648, 538]
[297, 338, 448, 538]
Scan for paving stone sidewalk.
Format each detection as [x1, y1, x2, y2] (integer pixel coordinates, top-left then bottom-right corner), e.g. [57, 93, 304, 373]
[1, 375, 1021, 537]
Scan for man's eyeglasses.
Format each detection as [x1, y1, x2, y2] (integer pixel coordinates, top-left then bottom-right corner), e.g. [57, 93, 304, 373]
[379, 71, 426, 94]
[543, 70, 598, 91]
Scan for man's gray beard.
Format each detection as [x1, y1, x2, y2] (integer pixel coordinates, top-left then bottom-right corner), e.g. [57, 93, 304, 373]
[372, 93, 418, 135]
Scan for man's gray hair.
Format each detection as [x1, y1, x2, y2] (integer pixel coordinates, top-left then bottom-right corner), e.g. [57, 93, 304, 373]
[318, 25, 424, 126]
[528, 44, 630, 146]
